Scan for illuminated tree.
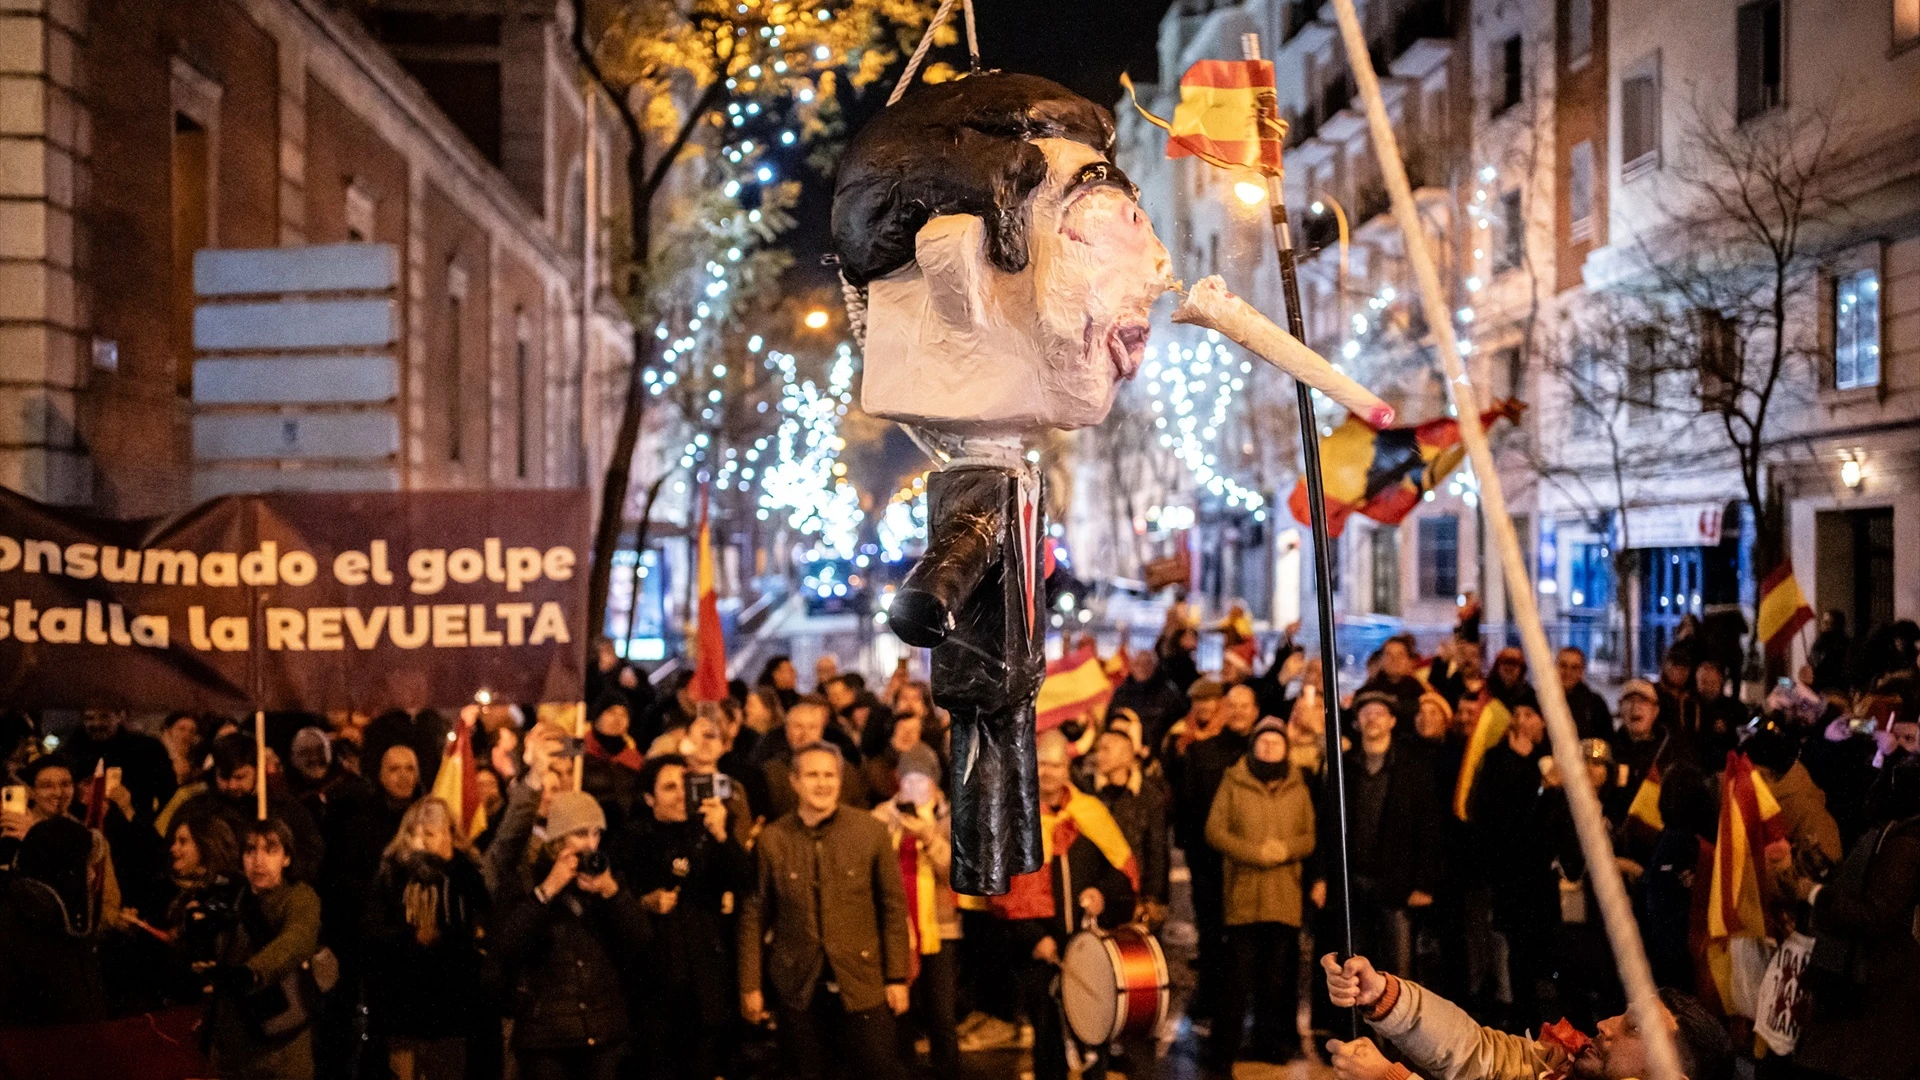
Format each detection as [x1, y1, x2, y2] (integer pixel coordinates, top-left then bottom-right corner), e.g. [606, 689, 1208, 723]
[571, 0, 940, 636]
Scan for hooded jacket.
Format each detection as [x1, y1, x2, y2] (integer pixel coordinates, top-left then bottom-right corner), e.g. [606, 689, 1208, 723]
[1206, 758, 1316, 927]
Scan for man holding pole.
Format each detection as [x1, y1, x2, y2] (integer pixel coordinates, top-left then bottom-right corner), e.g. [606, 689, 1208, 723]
[1318, 953, 1731, 1080]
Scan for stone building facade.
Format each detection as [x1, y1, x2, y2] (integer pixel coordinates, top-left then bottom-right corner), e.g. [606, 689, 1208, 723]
[0, 0, 629, 516]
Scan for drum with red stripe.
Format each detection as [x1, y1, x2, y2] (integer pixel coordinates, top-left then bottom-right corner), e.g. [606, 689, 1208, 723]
[1059, 925, 1170, 1045]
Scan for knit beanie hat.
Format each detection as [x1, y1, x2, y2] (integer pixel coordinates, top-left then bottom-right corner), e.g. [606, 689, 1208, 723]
[545, 790, 607, 838]
[898, 743, 941, 783]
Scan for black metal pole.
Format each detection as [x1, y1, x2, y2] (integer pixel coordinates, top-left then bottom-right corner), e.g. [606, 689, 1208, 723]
[1242, 31, 1358, 987]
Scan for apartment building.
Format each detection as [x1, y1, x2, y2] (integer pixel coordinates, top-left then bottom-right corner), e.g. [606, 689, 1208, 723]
[1543, 0, 1920, 673]
[0, 0, 630, 517]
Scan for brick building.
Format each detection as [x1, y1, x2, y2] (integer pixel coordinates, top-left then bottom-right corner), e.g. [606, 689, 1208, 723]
[0, 0, 629, 516]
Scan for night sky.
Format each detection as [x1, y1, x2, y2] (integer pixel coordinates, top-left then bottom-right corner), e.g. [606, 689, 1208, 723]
[779, 0, 1170, 293]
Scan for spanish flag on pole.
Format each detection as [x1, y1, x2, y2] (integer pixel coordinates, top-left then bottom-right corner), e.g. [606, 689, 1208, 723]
[1756, 560, 1814, 658]
[431, 712, 488, 840]
[688, 487, 728, 703]
[1290, 400, 1526, 539]
[1705, 751, 1785, 1015]
[1122, 60, 1285, 174]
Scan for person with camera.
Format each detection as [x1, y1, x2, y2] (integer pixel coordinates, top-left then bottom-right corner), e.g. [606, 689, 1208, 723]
[204, 817, 324, 1080]
[493, 786, 650, 1080]
[738, 738, 912, 1080]
[872, 743, 962, 1080]
[114, 814, 244, 1009]
[620, 753, 752, 1080]
[362, 797, 495, 1080]
[680, 704, 755, 842]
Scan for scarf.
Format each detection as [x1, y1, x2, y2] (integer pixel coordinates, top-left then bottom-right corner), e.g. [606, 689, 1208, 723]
[892, 803, 941, 975]
[1246, 755, 1290, 784]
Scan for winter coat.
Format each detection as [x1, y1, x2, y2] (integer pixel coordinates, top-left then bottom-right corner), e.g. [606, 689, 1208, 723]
[1562, 681, 1615, 741]
[1095, 768, 1172, 905]
[738, 807, 911, 1013]
[493, 856, 652, 1052]
[1368, 975, 1568, 1080]
[1320, 741, 1442, 906]
[0, 870, 108, 1024]
[1794, 816, 1920, 1080]
[620, 815, 752, 1023]
[361, 850, 494, 1040]
[1171, 730, 1249, 851]
[1206, 759, 1316, 927]
[206, 881, 323, 1080]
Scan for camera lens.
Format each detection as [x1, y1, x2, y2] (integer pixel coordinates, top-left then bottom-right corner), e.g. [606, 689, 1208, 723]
[577, 851, 609, 877]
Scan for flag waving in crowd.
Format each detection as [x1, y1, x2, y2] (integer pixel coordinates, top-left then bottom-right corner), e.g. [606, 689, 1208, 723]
[1705, 751, 1787, 1016]
[1757, 560, 1815, 658]
[1290, 399, 1526, 537]
[430, 709, 488, 840]
[689, 487, 729, 703]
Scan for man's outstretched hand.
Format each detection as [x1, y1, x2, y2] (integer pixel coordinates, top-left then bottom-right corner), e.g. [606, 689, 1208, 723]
[1326, 1036, 1398, 1080]
[1322, 952, 1388, 1009]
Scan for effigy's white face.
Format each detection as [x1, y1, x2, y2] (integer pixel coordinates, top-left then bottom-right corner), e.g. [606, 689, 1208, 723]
[860, 141, 1171, 436]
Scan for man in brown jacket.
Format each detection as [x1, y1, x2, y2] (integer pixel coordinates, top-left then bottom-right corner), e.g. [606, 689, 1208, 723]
[739, 741, 912, 1080]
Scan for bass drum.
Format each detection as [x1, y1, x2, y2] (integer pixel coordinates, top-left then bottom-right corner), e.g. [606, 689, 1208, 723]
[1059, 925, 1170, 1046]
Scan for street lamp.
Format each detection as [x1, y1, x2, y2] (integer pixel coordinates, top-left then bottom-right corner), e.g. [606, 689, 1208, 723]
[1233, 180, 1267, 205]
[1311, 194, 1350, 344]
[803, 309, 829, 330]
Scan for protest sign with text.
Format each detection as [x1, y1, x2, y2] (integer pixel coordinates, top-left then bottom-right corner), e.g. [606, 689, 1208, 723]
[0, 487, 588, 712]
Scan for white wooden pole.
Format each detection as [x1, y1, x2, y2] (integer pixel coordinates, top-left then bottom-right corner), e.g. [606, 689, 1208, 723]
[1323, 2, 1683, 1077]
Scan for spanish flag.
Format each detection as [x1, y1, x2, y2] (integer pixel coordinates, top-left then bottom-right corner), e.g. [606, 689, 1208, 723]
[986, 785, 1139, 914]
[1452, 696, 1511, 821]
[430, 712, 488, 840]
[1627, 767, 1664, 832]
[1121, 60, 1284, 174]
[1035, 644, 1120, 730]
[1756, 560, 1814, 658]
[689, 487, 728, 703]
[1290, 400, 1526, 538]
[1705, 751, 1785, 1015]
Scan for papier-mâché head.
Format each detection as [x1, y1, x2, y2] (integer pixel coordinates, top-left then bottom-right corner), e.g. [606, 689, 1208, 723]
[833, 73, 1171, 437]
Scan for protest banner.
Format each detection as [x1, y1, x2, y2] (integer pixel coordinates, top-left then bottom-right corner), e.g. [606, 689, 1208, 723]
[0, 486, 588, 712]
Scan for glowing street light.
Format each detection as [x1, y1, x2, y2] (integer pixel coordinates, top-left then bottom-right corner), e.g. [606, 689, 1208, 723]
[1233, 180, 1267, 205]
[803, 309, 829, 330]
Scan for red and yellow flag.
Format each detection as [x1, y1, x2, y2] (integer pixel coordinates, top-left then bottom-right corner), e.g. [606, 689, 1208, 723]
[1035, 644, 1120, 730]
[986, 785, 1138, 911]
[1452, 697, 1511, 821]
[1756, 560, 1814, 658]
[689, 488, 729, 703]
[430, 713, 487, 840]
[1290, 400, 1526, 538]
[1122, 60, 1284, 174]
[1705, 751, 1785, 1013]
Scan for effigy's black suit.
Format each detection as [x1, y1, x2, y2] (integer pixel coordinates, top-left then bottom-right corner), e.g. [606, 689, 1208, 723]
[888, 465, 1046, 896]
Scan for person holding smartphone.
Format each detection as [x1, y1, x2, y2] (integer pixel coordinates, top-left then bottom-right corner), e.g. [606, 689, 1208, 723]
[621, 753, 751, 1080]
[872, 745, 960, 1080]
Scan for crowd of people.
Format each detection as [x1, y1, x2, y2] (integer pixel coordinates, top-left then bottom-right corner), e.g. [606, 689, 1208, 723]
[0, 606, 1916, 1080]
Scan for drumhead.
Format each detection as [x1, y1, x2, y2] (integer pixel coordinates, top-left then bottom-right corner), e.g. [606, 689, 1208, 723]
[1060, 931, 1120, 1045]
